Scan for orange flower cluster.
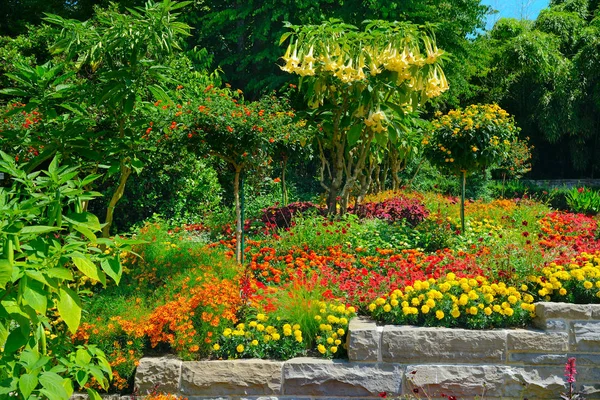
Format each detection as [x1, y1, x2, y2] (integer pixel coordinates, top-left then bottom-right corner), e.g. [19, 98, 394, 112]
[144, 274, 242, 356]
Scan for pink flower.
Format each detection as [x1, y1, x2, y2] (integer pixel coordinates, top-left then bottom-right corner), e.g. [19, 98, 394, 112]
[565, 357, 577, 384]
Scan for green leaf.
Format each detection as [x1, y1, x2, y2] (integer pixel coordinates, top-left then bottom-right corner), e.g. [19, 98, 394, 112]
[39, 372, 68, 400]
[0, 321, 8, 350]
[148, 84, 172, 104]
[64, 212, 102, 232]
[23, 282, 48, 315]
[45, 268, 73, 280]
[131, 158, 144, 174]
[0, 259, 12, 289]
[75, 348, 92, 366]
[20, 226, 61, 234]
[19, 373, 39, 399]
[71, 255, 105, 285]
[100, 257, 122, 285]
[4, 327, 28, 355]
[57, 287, 82, 334]
[0, 88, 29, 96]
[123, 93, 135, 115]
[86, 388, 102, 400]
[76, 370, 88, 387]
[347, 124, 363, 146]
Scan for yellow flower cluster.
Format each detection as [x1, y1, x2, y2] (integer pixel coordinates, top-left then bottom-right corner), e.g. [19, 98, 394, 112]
[528, 252, 600, 303]
[368, 273, 535, 329]
[314, 302, 356, 358]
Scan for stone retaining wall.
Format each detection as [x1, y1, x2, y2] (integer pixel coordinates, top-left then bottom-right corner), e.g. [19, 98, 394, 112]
[85, 302, 600, 400]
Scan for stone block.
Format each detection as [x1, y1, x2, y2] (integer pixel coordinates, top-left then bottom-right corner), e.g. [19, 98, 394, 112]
[282, 357, 401, 397]
[577, 367, 600, 384]
[135, 356, 182, 395]
[347, 317, 381, 362]
[591, 304, 600, 319]
[403, 365, 505, 398]
[507, 330, 568, 352]
[566, 353, 600, 366]
[503, 366, 565, 399]
[180, 359, 282, 396]
[508, 352, 567, 365]
[382, 326, 507, 363]
[535, 302, 592, 322]
[572, 321, 600, 351]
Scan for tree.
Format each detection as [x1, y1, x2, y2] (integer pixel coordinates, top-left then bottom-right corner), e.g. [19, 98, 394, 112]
[280, 20, 449, 214]
[152, 84, 307, 263]
[0, 0, 193, 236]
[189, 0, 489, 100]
[424, 104, 521, 232]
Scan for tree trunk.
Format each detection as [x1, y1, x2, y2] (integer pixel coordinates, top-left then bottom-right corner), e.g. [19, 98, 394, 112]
[234, 164, 243, 263]
[460, 170, 466, 235]
[102, 161, 132, 237]
[281, 156, 288, 206]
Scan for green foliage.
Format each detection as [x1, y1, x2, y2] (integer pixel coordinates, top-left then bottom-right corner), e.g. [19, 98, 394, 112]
[566, 187, 600, 214]
[0, 0, 195, 236]
[189, 0, 488, 99]
[0, 152, 129, 399]
[424, 104, 519, 176]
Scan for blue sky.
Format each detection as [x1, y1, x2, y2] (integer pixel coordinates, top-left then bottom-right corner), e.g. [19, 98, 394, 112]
[482, 0, 551, 29]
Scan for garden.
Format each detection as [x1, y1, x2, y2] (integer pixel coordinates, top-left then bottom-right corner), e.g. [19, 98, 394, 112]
[1, 0, 600, 399]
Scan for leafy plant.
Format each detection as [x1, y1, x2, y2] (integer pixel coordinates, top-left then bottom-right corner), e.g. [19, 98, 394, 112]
[0, 152, 130, 399]
[566, 186, 600, 215]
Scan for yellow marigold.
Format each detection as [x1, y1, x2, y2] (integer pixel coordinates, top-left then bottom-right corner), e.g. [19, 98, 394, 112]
[318, 344, 326, 354]
[236, 344, 244, 353]
[421, 305, 430, 314]
[383, 304, 392, 312]
[213, 344, 220, 351]
[435, 310, 444, 320]
[330, 346, 338, 353]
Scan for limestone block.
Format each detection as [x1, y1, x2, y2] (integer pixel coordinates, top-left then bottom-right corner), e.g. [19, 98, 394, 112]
[508, 352, 567, 365]
[591, 304, 600, 319]
[403, 365, 505, 398]
[382, 326, 507, 363]
[282, 357, 401, 397]
[507, 330, 569, 352]
[503, 366, 568, 399]
[180, 359, 283, 396]
[135, 356, 182, 395]
[535, 302, 592, 323]
[572, 321, 600, 351]
[347, 317, 381, 362]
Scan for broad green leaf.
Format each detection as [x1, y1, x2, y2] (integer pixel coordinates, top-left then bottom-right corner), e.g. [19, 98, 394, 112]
[0, 259, 12, 289]
[57, 287, 82, 334]
[101, 257, 122, 285]
[73, 225, 97, 242]
[131, 158, 144, 174]
[76, 369, 88, 387]
[4, 327, 28, 355]
[75, 348, 92, 366]
[39, 372, 68, 400]
[64, 212, 102, 231]
[19, 373, 39, 399]
[45, 268, 73, 280]
[23, 282, 48, 315]
[71, 255, 105, 285]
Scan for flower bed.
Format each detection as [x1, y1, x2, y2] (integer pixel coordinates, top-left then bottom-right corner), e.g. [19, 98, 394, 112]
[71, 191, 600, 396]
[130, 302, 600, 400]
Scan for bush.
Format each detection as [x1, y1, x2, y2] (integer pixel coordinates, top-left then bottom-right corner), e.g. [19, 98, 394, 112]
[260, 201, 324, 229]
[351, 197, 429, 226]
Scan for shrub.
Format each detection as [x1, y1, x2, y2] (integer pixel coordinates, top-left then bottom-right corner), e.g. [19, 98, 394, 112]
[260, 201, 323, 229]
[352, 197, 429, 226]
